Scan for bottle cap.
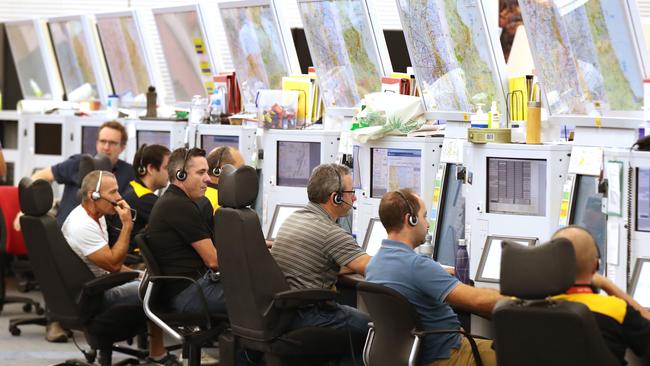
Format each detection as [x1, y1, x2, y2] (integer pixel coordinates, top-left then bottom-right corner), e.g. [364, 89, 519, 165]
[458, 239, 466, 246]
[528, 101, 541, 108]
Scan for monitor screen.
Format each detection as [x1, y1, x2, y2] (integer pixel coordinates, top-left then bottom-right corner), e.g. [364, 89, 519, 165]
[81, 126, 99, 155]
[475, 236, 538, 283]
[96, 14, 151, 100]
[371, 148, 421, 198]
[487, 158, 546, 216]
[362, 218, 387, 256]
[276, 141, 320, 187]
[267, 204, 302, 240]
[200, 134, 239, 153]
[352, 145, 361, 189]
[630, 258, 650, 309]
[434, 164, 465, 267]
[636, 168, 650, 232]
[570, 175, 606, 273]
[34, 123, 62, 155]
[136, 130, 170, 149]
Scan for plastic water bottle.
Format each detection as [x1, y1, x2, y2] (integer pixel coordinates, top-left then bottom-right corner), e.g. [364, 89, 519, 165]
[419, 233, 434, 258]
[455, 239, 469, 284]
[189, 95, 205, 125]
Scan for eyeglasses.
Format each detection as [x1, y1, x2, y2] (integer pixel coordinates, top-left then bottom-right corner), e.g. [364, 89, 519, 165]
[341, 190, 356, 195]
[98, 139, 121, 147]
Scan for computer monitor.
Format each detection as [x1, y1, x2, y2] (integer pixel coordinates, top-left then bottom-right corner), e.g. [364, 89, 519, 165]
[136, 130, 170, 149]
[370, 148, 421, 198]
[34, 123, 62, 155]
[200, 135, 239, 153]
[81, 126, 99, 155]
[487, 157, 547, 216]
[629, 257, 650, 309]
[475, 235, 538, 283]
[433, 164, 465, 267]
[362, 218, 387, 256]
[636, 168, 650, 232]
[266, 204, 302, 240]
[569, 174, 606, 273]
[276, 141, 320, 187]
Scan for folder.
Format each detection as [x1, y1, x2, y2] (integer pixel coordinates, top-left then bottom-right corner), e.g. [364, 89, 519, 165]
[282, 77, 314, 128]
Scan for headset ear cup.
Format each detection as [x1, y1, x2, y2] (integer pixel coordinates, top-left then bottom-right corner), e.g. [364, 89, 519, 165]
[212, 166, 221, 177]
[333, 192, 343, 205]
[91, 191, 100, 201]
[176, 169, 187, 181]
[408, 215, 418, 227]
[137, 165, 147, 176]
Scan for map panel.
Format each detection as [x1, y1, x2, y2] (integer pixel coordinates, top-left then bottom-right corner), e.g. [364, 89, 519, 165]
[220, 3, 290, 108]
[96, 14, 151, 101]
[6, 22, 53, 99]
[519, 0, 644, 117]
[49, 18, 99, 101]
[298, 0, 383, 108]
[396, 0, 503, 113]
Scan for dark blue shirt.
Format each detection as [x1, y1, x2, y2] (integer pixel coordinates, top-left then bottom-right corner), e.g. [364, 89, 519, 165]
[51, 154, 134, 226]
[366, 239, 461, 363]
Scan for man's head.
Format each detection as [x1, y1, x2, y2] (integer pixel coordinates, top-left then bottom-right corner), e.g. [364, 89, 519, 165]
[207, 146, 245, 184]
[379, 189, 429, 247]
[167, 147, 210, 200]
[81, 170, 121, 216]
[552, 226, 599, 283]
[96, 121, 127, 165]
[307, 164, 355, 218]
[133, 144, 171, 190]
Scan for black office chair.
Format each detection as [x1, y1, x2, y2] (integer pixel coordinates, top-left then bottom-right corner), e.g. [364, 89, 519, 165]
[492, 238, 619, 366]
[357, 282, 484, 366]
[78, 153, 111, 185]
[18, 177, 148, 366]
[136, 233, 227, 366]
[214, 165, 350, 366]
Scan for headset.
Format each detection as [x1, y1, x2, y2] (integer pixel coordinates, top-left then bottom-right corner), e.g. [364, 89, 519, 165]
[175, 148, 191, 181]
[91, 170, 103, 201]
[330, 165, 356, 210]
[394, 190, 418, 227]
[137, 144, 148, 176]
[210, 147, 227, 177]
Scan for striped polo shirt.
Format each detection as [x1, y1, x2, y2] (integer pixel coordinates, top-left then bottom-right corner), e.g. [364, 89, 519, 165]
[271, 202, 365, 290]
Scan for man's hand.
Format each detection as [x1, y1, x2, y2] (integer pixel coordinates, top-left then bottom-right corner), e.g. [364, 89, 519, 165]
[114, 200, 133, 227]
[13, 212, 23, 232]
[265, 240, 273, 249]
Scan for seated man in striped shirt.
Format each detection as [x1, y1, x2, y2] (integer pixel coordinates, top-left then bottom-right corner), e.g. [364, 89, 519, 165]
[270, 163, 371, 363]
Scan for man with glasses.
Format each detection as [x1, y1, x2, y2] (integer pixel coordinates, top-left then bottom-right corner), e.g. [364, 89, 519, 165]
[270, 163, 371, 364]
[31, 121, 134, 226]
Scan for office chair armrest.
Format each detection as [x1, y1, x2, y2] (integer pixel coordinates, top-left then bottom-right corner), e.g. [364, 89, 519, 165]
[146, 275, 213, 330]
[272, 289, 337, 309]
[81, 272, 139, 297]
[414, 329, 487, 366]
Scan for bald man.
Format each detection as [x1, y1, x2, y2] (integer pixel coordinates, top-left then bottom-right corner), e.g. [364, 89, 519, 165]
[552, 226, 650, 364]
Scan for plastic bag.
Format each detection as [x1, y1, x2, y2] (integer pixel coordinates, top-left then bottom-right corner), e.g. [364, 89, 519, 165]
[352, 92, 426, 143]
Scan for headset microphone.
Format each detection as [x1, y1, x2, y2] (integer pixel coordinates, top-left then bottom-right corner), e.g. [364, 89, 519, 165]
[340, 200, 357, 210]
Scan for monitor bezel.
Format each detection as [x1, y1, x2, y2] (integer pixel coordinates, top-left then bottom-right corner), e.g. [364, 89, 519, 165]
[475, 234, 539, 283]
[433, 162, 453, 262]
[266, 203, 303, 240]
[629, 257, 650, 308]
[362, 217, 385, 255]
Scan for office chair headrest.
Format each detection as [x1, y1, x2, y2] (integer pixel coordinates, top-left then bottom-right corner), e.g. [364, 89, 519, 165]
[78, 153, 111, 185]
[218, 164, 258, 209]
[500, 238, 576, 299]
[18, 177, 53, 217]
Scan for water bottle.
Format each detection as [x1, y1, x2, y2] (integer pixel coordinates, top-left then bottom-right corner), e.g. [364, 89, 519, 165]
[455, 239, 469, 284]
[189, 95, 206, 125]
[419, 233, 434, 258]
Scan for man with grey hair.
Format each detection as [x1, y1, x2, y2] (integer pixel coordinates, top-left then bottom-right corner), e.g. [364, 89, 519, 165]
[271, 163, 371, 364]
[62, 170, 172, 364]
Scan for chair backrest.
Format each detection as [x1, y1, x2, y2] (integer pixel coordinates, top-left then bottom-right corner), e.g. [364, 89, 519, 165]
[78, 153, 112, 185]
[358, 281, 423, 366]
[213, 165, 292, 340]
[134, 233, 166, 311]
[493, 238, 619, 366]
[18, 178, 97, 328]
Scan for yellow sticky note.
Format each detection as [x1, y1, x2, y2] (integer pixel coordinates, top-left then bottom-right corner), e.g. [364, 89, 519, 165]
[463, 113, 469, 122]
[595, 116, 602, 128]
[199, 61, 212, 76]
[194, 37, 205, 54]
[204, 81, 215, 94]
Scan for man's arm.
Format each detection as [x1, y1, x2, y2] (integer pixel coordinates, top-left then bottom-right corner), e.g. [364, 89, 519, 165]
[344, 254, 372, 275]
[593, 274, 650, 321]
[86, 201, 133, 273]
[31, 167, 55, 183]
[445, 283, 504, 318]
[191, 239, 218, 270]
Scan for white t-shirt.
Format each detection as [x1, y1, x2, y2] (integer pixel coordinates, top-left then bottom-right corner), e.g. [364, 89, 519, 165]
[62, 205, 110, 278]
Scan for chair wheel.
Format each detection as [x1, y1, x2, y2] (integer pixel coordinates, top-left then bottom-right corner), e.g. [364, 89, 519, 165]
[84, 350, 97, 363]
[9, 326, 21, 336]
[22, 303, 32, 313]
[34, 304, 45, 315]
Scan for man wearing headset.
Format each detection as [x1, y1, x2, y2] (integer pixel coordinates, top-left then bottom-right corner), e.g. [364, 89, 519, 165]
[552, 226, 650, 363]
[366, 189, 501, 366]
[146, 148, 226, 317]
[61, 170, 171, 364]
[200, 145, 245, 215]
[270, 163, 371, 362]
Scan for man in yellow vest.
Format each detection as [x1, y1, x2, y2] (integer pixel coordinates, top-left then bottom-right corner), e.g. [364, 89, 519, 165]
[200, 146, 245, 221]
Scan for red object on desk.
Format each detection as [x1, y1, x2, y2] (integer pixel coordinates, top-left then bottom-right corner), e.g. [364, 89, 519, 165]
[0, 186, 27, 255]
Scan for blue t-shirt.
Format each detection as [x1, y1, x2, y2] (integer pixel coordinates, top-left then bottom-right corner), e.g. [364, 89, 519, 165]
[51, 154, 134, 226]
[366, 239, 461, 363]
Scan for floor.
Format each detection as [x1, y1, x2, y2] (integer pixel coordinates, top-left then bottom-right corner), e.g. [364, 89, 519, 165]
[0, 277, 218, 365]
